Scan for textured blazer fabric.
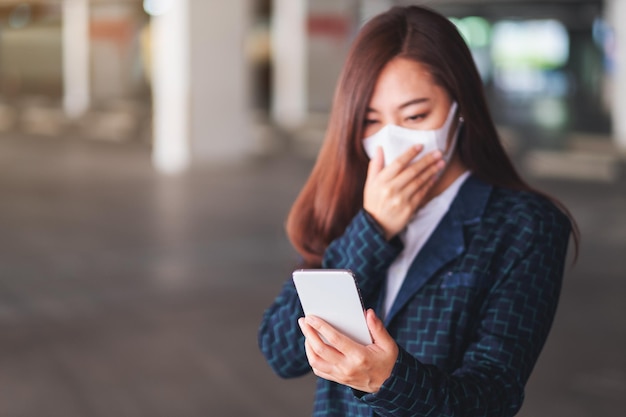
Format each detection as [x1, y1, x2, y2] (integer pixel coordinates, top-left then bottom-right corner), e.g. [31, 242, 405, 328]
[258, 175, 571, 417]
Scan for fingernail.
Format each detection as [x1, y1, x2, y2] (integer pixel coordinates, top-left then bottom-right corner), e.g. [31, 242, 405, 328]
[432, 150, 442, 159]
[437, 160, 446, 170]
[305, 316, 319, 326]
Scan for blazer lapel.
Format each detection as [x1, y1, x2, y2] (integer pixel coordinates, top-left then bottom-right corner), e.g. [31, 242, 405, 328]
[384, 175, 492, 325]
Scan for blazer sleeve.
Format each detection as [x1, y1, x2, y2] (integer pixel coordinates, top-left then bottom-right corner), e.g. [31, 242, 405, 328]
[258, 277, 310, 378]
[258, 209, 402, 378]
[360, 201, 572, 417]
[323, 209, 404, 307]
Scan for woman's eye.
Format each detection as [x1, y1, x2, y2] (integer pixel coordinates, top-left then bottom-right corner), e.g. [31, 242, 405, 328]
[407, 113, 427, 122]
[364, 119, 379, 126]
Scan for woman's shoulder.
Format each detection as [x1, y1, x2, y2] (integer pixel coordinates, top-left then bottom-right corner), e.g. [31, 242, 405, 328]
[483, 185, 571, 234]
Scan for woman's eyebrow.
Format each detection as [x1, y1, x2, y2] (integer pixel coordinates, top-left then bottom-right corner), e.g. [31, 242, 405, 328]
[398, 97, 430, 109]
[367, 97, 430, 113]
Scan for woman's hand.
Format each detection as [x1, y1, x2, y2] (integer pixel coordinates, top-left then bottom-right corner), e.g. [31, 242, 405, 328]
[298, 309, 398, 394]
[363, 145, 445, 240]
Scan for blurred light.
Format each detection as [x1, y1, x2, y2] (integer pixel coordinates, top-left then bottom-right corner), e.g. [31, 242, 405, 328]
[532, 97, 568, 130]
[143, 0, 174, 16]
[9, 3, 32, 29]
[451, 16, 491, 48]
[491, 19, 570, 96]
[495, 68, 545, 94]
[593, 17, 608, 46]
[492, 19, 569, 70]
[592, 17, 616, 74]
[494, 68, 569, 96]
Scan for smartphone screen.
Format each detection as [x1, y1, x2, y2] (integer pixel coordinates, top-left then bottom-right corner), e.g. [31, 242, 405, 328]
[293, 269, 372, 345]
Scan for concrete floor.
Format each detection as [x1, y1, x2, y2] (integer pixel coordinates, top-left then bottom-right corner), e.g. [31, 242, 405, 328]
[0, 134, 624, 416]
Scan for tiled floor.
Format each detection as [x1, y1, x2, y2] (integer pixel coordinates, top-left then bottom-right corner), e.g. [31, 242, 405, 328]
[0, 134, 624, 416]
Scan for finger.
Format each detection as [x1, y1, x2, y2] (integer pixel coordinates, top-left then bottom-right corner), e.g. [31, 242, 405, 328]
[365, 309, 391, 347]
[393, 158, 444, 210]
[305, 315, 355, 352]
[364, 309, 399, 385]
[301, 317, 345, 364]
[393, 150, 443, 190]
[300, 320, 338, 375]
[303, 338, 334, 375]
[307, 359, 336, 383]
[406, 159, 446, 204]
[299, 320, 335, 368]
[298, 317, 325, 344]
[380, 144, 424, 179]
[407, 173, 438, 211]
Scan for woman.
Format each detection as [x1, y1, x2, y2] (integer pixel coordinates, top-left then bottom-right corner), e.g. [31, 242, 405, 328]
[259, 5, 577, 417]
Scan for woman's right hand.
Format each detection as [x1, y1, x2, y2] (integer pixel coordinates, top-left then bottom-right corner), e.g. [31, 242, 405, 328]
[363, 145, 445, 240]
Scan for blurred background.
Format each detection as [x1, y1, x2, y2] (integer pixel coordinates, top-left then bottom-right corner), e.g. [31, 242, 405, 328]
[0, 0, 623, 416]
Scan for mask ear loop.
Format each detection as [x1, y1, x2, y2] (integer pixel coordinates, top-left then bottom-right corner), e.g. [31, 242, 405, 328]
[457, 115, 464, 142]
[456, 115, 464, 138]
[441, 113, 463, 163]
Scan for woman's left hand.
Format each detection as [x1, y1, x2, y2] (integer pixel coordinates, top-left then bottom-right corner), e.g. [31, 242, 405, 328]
[298, 309, 398, 393]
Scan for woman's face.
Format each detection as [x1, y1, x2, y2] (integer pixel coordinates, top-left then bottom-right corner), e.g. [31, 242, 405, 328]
[363, 57, 453, 139]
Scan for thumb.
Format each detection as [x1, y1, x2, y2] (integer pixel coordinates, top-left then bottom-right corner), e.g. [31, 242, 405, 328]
[365, 309, 392, 346]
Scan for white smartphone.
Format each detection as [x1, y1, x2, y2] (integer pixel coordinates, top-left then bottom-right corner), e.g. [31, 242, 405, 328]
[292, 269, 372, 345]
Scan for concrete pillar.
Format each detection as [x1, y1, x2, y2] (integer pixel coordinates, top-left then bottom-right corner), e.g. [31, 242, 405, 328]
[150, 0, 253, 172]
[306, 0, 357, 112]
[150, 0, 191, 174]
[62, 0, 90, 119]
[271, 0, 307, 129]
[606, 0, 626, 150]
[188, 0, 252, 164]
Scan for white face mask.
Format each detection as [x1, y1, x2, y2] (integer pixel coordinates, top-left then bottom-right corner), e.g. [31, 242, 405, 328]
[362, 101, 462, 167]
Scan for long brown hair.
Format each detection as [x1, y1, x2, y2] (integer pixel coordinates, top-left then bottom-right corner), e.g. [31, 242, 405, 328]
[286, 5, 579, 266]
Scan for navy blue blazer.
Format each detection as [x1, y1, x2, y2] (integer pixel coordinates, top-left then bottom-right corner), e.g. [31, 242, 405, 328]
[259, 175, 571, 417]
